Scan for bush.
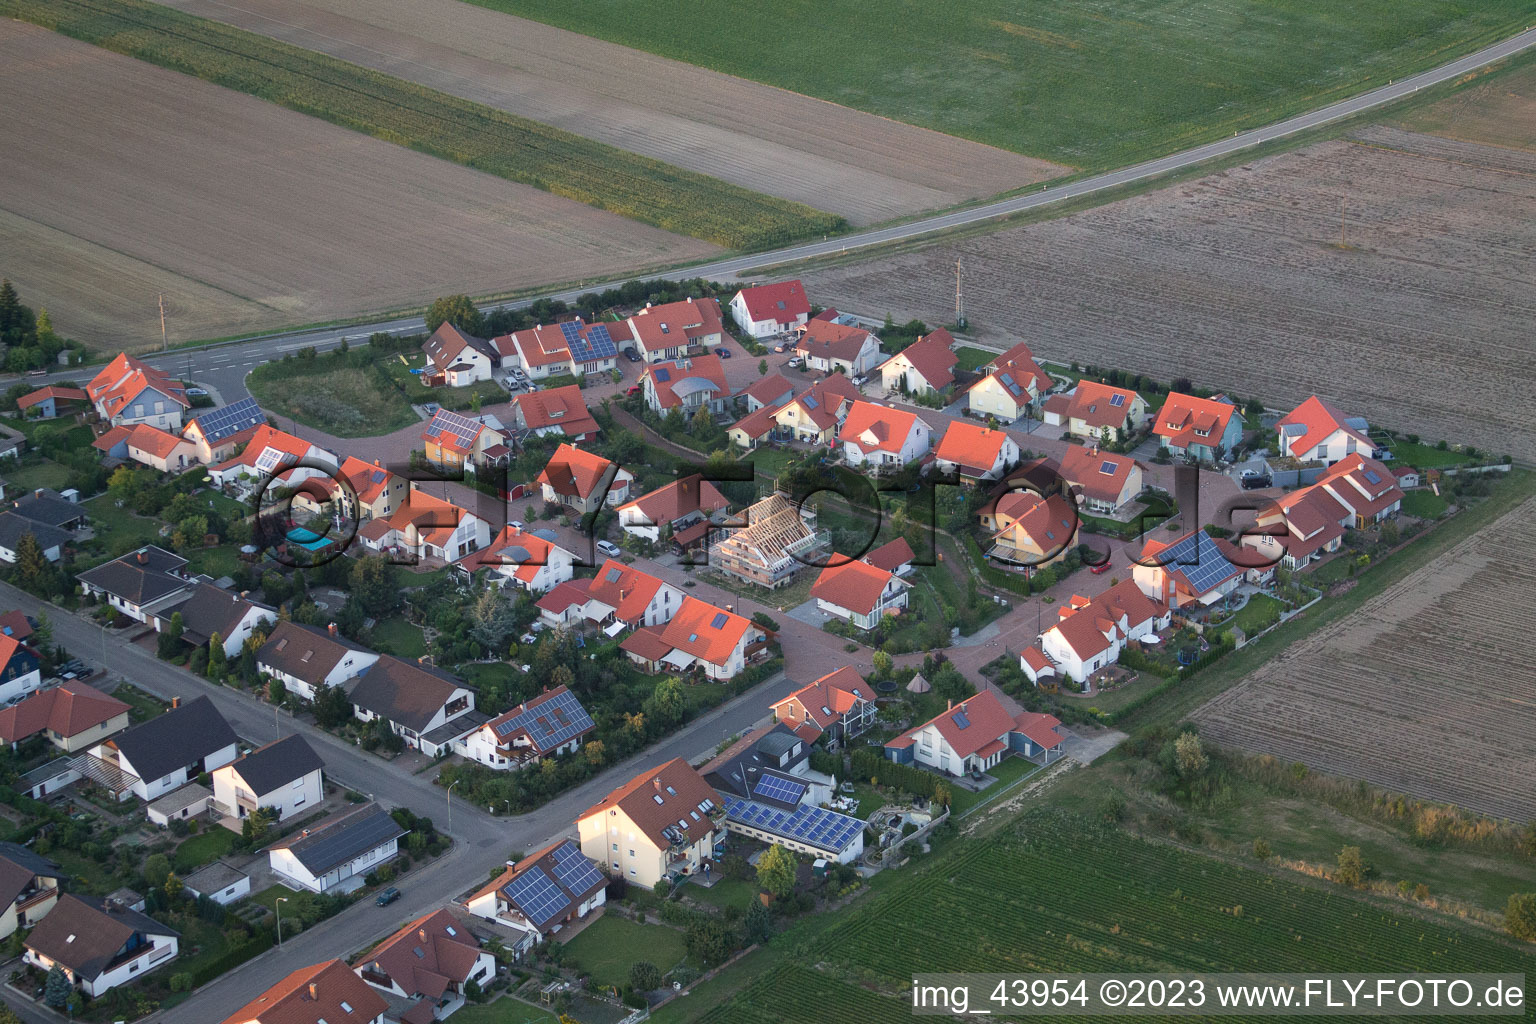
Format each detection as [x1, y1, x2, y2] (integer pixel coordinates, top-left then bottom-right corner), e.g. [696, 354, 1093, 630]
[1335, 846, 1365, 886]
[629, 960, 662, 992]
[1507, 893, 1536, 942]
[191, 933, 274, 988]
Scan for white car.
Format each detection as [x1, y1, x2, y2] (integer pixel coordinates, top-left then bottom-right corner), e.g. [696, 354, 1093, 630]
[786, 357, 803, 368]
[852, 375, 868, 387]
[595, 539, 622, 558]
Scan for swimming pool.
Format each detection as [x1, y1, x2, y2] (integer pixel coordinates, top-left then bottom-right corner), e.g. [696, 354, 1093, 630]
[286, 526, 335, 552]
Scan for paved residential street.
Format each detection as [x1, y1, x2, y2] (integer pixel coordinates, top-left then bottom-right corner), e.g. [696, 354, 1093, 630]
[0, 581, 799, 1024]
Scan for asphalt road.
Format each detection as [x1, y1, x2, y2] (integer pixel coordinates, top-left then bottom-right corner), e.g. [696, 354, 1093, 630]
[0, 581, 799, 1024]
[13, 24, 1535, 403]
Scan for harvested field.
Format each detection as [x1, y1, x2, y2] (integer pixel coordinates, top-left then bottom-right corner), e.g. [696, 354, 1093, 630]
[802, 128, 1536, 463]
[1395, 54, 1536, 152]
[0, 20, 714, 350]
[1196, 498, 1536, 822]
[157, 0, 1061, 226]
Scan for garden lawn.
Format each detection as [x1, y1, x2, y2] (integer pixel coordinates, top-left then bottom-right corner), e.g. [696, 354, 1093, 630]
[247, 358, 419, 438]
[953, 347, 996, 373]
[112, 683, 167, 723]
[1383, 441, 1477, 468]
[563, 914, 688, 988]
[951, 756, 1040, 816]
[370, 615, 427, 658]
[4, 458, 71, 491]
[687, 878, 759, 913]
[738, 446, 798, 490]
[471, 0, 1536, 168]
[1231, 593, 1286, 634]
[449, 1002, 561, 1024]
[182, 544, 243, 579]
[173, 827, 238, 872]
[1402, 489, 1449, 519]
[81, 494, 161, 556]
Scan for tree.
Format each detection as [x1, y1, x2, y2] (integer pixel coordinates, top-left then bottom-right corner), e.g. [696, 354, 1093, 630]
[164, 871, 184, 899]
[756, 843, 797, 899]
[643, 676, 687, 728]
[267, 677, 288, 707]
[156, 611, 185, 659]
[207, 633, 228, 680]
[43, 965, 71, 1008]
[1173, 731, 1208, 779]
[582, 740, 606, 767]
[871, 651, 893, 678]
[629, 960, 662, 992]
[684, 917, 739, 967]
[350, 556, 400, 615]
[758, 359, 768, 377]
[313, 683, 354, 728]
[743, 900, 773, 945]
[424, 294, 484, 336]
[468, 587, 517, 652]
[1507, 893, 1536, 942]
[1336, 846, 1365, 886]
[144, 853, 172, 889]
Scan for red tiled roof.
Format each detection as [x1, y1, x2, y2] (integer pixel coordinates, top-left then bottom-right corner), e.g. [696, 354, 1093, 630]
[781, 374, 861, 432]
[1276, 395, 1371, 459]
[894, 689, 1017, 760]
[735, 280, 810, 323]
[336, 457, 398, 507]
[618, 474, 728, 528]
[219, 958, 387, 1024]
[0, 681, 129, 745]
[740, 373, 795, 407]
[619, 626, 673, 663]
[796, 319, 875, 363]
[513, 385, 598, 436]
[91, 424, 134, 452]
[586, 559, 669, 623]
[214, 424, 314, 472]
[1014, 711, 1063, 750]
[1064, 380, 1140, 430]
[461, 525, 568, 584]
[578, 757, 718, 849]
[989, 491, 1077, 552]
[536, 580, 592, 616]
[1058, 444, 1140, 505]
[810, 559, 905, 616]
[1153, 392, 1237, 449]
[1020, 647, 1053, 673]
[628, 298, 723, 353]
[0, 610, 32, 643]
[126, 423, 188, 460]
[645, 354, 728, 410]
[1046, 579, 1165, 662]
[16, 386, 87, 410]
[839, 401, 921, 455]
[771, 667, 871, 730]
[883, 331, 957, 390]
[87, 353, 188, 419]
[537, 443, 618, 501]
[982, 340, 1051, 396]
[730, 403, 781, 441]
[355, 910, 483, 1000]
[864, 537, 914, 573]
[658, 597, 752, 668]
[935, 420, 1012, 475]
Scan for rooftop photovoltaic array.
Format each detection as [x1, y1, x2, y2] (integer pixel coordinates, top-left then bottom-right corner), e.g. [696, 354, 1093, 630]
[566, 321, 618, 364]
[724, 797, 863, 853]
[752, 773, 807, 806]
[1099, 461, 1118, 475]
[654, 367, 671, 382]
[1158, 530, 1239, 594]
[550, 841, 605, 894]
[1109, 393, 1126, 407]
[191, 396, 264, 443]
[953, 711, 971, 730]
[491, 688, 594, 751]
[426, 409, 483, 449]
[503, 865, 570, 927]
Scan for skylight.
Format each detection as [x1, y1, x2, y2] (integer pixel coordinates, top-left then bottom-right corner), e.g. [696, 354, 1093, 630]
[1109, 393, 1126, 407]
[341, 1003, 354, 1014]
[653, 794, 664, 805]
[1099, 461, 1117, 475]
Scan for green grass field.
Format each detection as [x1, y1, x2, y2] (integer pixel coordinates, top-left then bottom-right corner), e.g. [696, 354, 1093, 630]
[450, 1001, 560, 1024]
[370, 615, 427, 659]
[1383, 440, 1478, 468]
[953, 347, 996, 373]
[172, 827, 237, 873]
[1402, 489, 1449, 519]
[660, 810, 1536, 1024]
[246, 359, 420, 438]
[471, 0, 1536, 169]
[6, 0, 842, 249]
[563, 915, 688, 988]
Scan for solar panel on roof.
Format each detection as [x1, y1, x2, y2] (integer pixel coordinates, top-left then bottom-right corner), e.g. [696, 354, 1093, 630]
[429, 409, 482, 449]
[491, 689, 594, 751]
[1160, 531, 1238, 594]
[1099, 461, 1118, 475]
[710, 612, 728, 629]
[550, 841, 605, 895]
[953, 711, 970, 729]
[1110, 393, 1126, 407]
[605, 568, 622, 582]
[1362, 469, 1382, 484]
[253, 446, 291, 474]
[803, 395, 819, 409]
[503, 866, 571, 927]
[753, 774, 807, 805]
[191, 397, 264, 443]
[723, 797, 862, 853]
[654, 368, 671, 382]
[569, 322, 618, 364]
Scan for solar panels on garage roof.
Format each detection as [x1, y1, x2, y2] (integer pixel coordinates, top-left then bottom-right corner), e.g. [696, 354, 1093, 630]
[723, 796, 862, 854]
[752, 773, 806, 805]
[503, 866, 570, 927]
[191, 397, 264, 443]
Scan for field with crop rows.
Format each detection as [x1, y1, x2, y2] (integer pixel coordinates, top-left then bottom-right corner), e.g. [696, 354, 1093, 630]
[689, 811, 1536, 1024]
[0, 20, 716, 349]
[475, 0, 1536, 168]
[805, 128, 1536, 463]
[158, 0, 1059, 227]
[1197, 497, 1536, 822]
[6, 0, 842, 250]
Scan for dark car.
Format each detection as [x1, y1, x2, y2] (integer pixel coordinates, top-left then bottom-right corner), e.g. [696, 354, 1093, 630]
[970, 768, 984, 781]
[1240, 471, 1272, 490]
[376, 886, 401, 906]
[624, 349, 641, 363]
[718, 347, 732, 359]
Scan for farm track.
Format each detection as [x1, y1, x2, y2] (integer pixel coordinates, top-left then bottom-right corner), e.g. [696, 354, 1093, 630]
[803, 128, 1536, 463]
[157, 0, 1063, 227]
[0, 19, 716, 346]
[1196, 498, 1536, 822]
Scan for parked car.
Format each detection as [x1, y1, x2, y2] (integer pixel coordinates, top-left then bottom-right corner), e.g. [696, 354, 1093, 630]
[1090, 559, 1113, 574]
[376, 887, 401, 906]
[786, 357, 803, 368]
[186, 387, 209, 397]
[1240, 470, 1272, 490]
[851, 375, 868, 387]
[718, 347, 732, 359]
[774, 343, 788, 353]
[596, 539, 622, 557]
[625, 384, 642, 396]
[510, 520, 525, 530]
[624, 349, 641, 363]
[970, 768, 984, 781]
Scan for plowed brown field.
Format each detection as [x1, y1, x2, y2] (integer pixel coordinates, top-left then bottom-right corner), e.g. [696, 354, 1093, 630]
[802, 128, 1536, 463]
[0, 20, 715, 349]
[1196, 498, 1536, 822]
[158, 0, 1062, 226]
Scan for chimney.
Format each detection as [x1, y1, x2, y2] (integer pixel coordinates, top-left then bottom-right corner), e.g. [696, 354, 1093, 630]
[418, 928, 428, 943]
[136, 549, 149, 565]
[653, 777, 662, 792]
[374, 458, 382, 467]
[34, 489, 43, 499]
[171, 696, 181, 709]
[327, 623, 338, 636]
[308, 983, 319, 1001]
[946, 699, 952, 711]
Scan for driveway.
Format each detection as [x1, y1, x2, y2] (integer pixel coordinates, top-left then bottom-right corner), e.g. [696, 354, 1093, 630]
[1060, 729, 1128, 764]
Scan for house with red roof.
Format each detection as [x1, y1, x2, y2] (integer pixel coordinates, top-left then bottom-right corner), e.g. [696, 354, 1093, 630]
[124, 423, 196, 473]
[1316, 453, 1404, 528]
[0, 632, 42, 706]
[508, 385, 598, 440]
[180, 397, 267, 465]
[730, 280, 811, 338]
[86, 353, 189, 430]
[794, 319, 882, 376]
[619, 597, 765, 681]
[465, 839, 607, 952]
[771, 666, 876, 744]
[1241, 484, 1350, 573]
[208, 424, 336, 493]
[16, 386, 87, 420]
[964, 341, 1052, 422]
[617, 474, 729, 545]
[864, 536, 915, 576]
[456, 524, 575, 594]
[1276, 396, 1373, 465]
[933, 420, 1020, 483]
[727, 404, 781, 451]
[536, 559, 683, 632]
[353, 909, 495, 1021]
[878, 329, 958, 396]
[356, 489, 490, 563]
[884, 689, 1067, 775]
[421, 408, 509, 474]
[330, 457, 407, 521]
[422, 322, 498, 386]
[576, 757, 722, 888]
[1040, 380, 1149, 442]
[770, 374, 862, 445]
[1058, 444, 1145, 514]
[838, 401, 930, 470]
[627, 298, 724, 363]
[537, 444, 633, 514]
[641, 354, 729, 415]
[455, 685, 594, 770]
[810, 558, 910, 630]
[495, 318, 627, 379]
[979, 491, 1077, 568]
[1153, 392, 1243, 462]
[1133, 528, 1245, 609]
[219, 958, 387, 1024]
[737, 373, 795, 414]
[1036, 579, 1171, 684]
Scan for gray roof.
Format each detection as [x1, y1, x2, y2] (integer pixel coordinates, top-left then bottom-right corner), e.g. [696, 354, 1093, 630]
[229, 734, 324, 796]
[257, 621, 374, 686]
[76, 546, 191, 606]
[181, 860, 248, 897]
[146, 782, 211, 816]
[110, 695, 237, 785]
[165, 583, 272, 646]
[349, 656, 466, 733]
[10, 491, 85, 528]
[0, 512, 69, 554]
[269, 803, 406, 876]
[20, 756, 75, 790]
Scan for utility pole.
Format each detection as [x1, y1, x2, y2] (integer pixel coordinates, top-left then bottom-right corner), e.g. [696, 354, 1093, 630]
[954, 258, 966, 330]
[447, 778, 461, 834]
[1340, 198, 1347, 248]
[159, 294, 168, 351]
[275, 897, 288, 949]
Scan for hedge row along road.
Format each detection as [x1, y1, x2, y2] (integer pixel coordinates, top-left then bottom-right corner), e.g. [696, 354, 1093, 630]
[1, 0, 846, 250]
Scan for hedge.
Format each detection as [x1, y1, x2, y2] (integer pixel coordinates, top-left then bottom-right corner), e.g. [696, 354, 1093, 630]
[190, 932, 274, 988]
